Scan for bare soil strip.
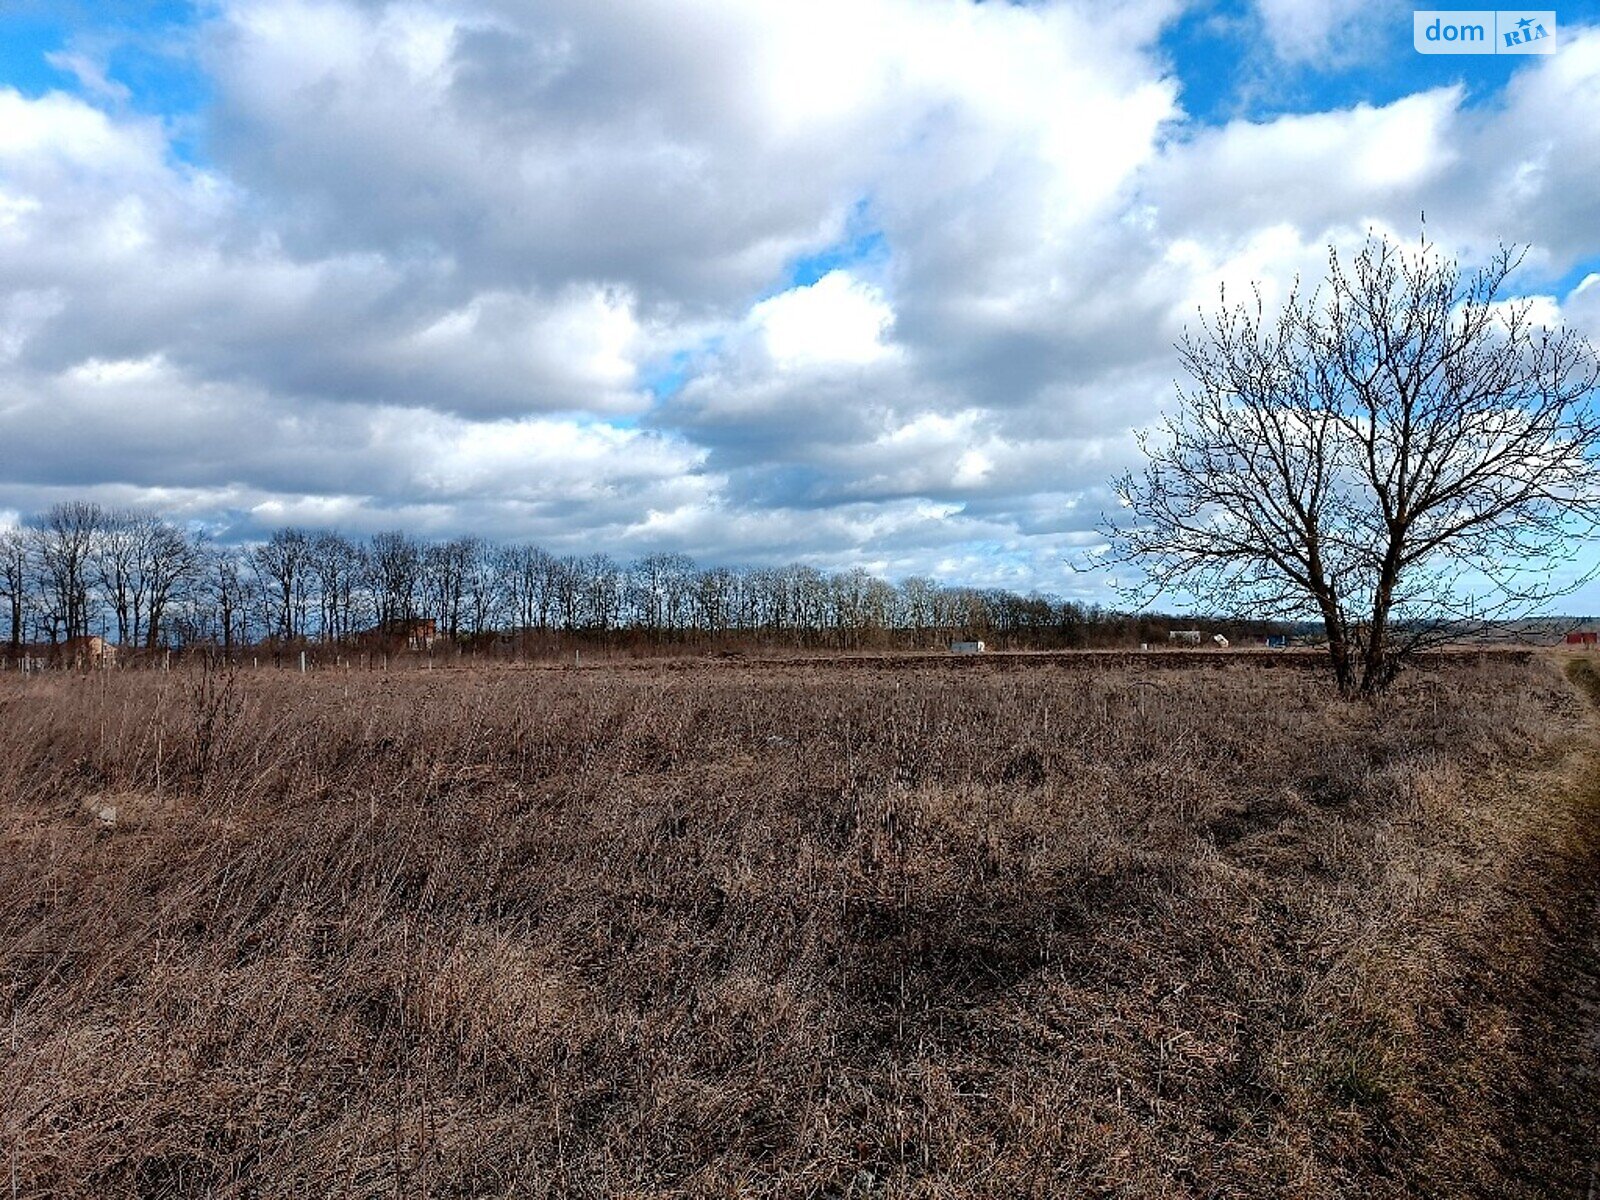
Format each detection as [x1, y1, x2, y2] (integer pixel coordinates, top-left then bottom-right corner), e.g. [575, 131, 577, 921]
[1512, 658, 1600, 1194]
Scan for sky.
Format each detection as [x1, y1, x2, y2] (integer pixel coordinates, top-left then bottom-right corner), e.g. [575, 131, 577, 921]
[1, 0, 1599, 603]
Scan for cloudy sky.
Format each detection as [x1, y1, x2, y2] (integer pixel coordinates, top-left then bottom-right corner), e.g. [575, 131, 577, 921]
[1, 0, 1598, 599]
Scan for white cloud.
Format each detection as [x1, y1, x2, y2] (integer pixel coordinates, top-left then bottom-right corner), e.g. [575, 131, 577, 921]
[1253, 0, 1396, 65]
[0, 3, 1598, 592]
[750, 272, 896, 369]
[0, 88, 158, 171]
[1485, 293, 1563, 334]
[1567, 274, 1600, 337]
[1151, 89, 1461, 239]
[64, 354, 169, 385]
[43, 50, 133, 105]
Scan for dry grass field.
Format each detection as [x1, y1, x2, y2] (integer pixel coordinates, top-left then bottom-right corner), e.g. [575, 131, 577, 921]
[3, 654, 1599, 1198]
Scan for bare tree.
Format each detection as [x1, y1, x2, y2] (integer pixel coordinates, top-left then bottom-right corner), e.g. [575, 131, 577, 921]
[460, 539, 503, 638]
[95, 510, 146, 646]
[251, 528, 313, 642]
[89, 510, 201, 649]
[202, 546, 254, 657]
[659, 553, 698, 639]
[142, 520, 202, 649]
[31, 501, 102, 642]
[694, 566, 738, 639]
[496, 543, 556, 635]
[743, 566, 786, 639]
[782, 564, 830, 647]
[423, 540, 461, 639]
[552, 556, 582, 632]
[368, 531, 422, 629]
[309, 532, 364, 643]
[0, 526, 28, 658]
[580, 553, 622, 635]
[1109, 233, 1600, 695]
[627, 553, 695, 642]
[900, 575, 938, 648]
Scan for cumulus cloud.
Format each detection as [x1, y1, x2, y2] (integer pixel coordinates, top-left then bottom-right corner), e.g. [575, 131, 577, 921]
[0, 2, 1597, 595]
[750, 272, 897, 370]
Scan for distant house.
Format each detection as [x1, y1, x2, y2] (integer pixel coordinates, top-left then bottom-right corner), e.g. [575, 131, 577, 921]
[1168, 630, 1202, 645]
[61, 635, 116, 668]
[1566, 631, 1598, 645]
[375, 618, 437, 650]
[950, 640, 986, 655]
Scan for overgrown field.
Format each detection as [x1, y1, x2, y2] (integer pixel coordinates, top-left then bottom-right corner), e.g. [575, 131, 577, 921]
[2, 657, 1598, 1198]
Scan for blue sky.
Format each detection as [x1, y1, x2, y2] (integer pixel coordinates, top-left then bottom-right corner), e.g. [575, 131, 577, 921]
[0, 3, 205, 102]
[1162, 0, 1545, 120]
[1, 0, 1599, 608]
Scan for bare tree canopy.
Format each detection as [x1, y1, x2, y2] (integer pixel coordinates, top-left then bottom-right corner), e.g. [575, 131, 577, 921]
[1109, 232, 1600, 695]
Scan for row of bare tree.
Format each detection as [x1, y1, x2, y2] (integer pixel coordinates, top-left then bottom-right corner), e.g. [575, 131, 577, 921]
[0, 503, 202, 653]
[2, 503, 1172, 656]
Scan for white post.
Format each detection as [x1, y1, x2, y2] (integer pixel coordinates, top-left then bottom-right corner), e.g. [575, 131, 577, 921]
[300, 650, 307, 674]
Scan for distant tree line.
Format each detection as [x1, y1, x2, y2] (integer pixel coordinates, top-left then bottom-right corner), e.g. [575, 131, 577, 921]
[0, 500, 1277, 662]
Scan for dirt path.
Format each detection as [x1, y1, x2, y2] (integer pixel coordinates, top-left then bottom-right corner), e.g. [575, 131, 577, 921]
[1506, 658, 1600, 1195]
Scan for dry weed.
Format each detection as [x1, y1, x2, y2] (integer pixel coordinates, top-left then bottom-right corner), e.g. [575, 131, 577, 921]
[0, 656, 1594, 1198]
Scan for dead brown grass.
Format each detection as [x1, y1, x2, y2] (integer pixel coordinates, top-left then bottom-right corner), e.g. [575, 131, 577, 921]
[1, 656, 1596, 1198]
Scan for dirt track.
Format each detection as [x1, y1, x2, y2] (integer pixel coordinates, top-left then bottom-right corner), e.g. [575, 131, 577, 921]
[544, 645, 1540, 674]
[1515, 659, 1600, 1195]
